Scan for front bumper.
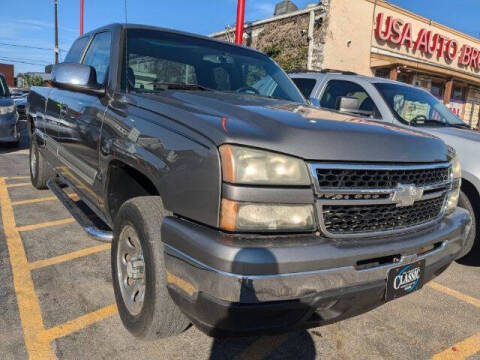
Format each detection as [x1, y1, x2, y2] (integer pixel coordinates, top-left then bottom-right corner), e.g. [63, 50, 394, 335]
[0, 113, 20, 143]
[163, 208, 471, 336]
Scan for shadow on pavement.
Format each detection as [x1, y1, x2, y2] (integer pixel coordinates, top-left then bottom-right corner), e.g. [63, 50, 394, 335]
[204, 248, 316, 359]
[208, 330, 316, 360]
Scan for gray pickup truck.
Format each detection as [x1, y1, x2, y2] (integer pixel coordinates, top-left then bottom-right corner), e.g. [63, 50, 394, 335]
[27, 24, 471, 339]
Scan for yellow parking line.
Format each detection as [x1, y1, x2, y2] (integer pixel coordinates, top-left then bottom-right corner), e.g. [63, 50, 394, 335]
[432, 333, 480, 360]
[427, 282, 480, 308]
[6, 176, 30, 180]
[7, 182, 31, 188]
[29, 244, 111, 270]
[16, 218, 75, 232]
[12, 194, 79, 206]
[0, 178, 55, 359]
[234, 334, 290, 360]
[38, 304, 118, 342]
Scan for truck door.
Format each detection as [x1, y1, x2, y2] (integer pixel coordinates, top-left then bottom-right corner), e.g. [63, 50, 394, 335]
[55, 31, 111, 208]
[42, 88, 65, 166]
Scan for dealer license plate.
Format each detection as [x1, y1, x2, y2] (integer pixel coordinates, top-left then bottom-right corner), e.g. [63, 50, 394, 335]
[386, 259, 425, 301]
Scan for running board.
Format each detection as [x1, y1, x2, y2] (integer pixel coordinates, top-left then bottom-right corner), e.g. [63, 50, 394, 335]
[47, 178, 113, 242]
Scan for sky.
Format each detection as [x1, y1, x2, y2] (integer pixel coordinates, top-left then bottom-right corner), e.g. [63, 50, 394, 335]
[1, 0, 479, 76]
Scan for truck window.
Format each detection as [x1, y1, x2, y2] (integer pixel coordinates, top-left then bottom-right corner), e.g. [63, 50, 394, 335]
[82, 32, 112, 84]
[123, 29, 305, 103]
[291, 78, 316, 98]
[320, 80, 380, 118]
[64, 36, 90, 63]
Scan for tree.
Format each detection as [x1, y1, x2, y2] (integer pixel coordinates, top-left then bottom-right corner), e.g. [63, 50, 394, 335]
[23, 74, 45, 88]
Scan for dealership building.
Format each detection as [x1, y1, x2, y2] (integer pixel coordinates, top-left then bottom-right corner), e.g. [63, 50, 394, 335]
[211, 0, 480, 128]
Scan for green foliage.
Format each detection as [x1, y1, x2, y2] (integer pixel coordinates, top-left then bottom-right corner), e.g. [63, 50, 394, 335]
[23, 74, 45, 88]
[262, 43, 308, 72]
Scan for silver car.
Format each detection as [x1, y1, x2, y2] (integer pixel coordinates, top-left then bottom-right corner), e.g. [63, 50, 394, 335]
[290, 70, 480, 262]
[0, 74, 20, 145]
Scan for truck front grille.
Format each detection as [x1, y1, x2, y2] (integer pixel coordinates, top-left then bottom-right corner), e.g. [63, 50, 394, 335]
[310, 163, 452, 238]
[316, 167, 450, 189]
[322, 196, 445, 235]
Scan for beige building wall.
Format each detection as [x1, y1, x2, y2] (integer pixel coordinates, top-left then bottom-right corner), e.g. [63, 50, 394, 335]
[321, 0, 376, 75]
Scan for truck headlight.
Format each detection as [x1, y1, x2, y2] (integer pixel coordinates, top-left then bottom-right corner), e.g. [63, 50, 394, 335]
[446, 156, 461, 214]
[219, 145, 310, 185]
[220, 199, 316, 232]
[0, 105, 15, 115]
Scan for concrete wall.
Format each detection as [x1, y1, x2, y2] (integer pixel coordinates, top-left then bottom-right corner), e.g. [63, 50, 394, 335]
[321, 0, 375, 75]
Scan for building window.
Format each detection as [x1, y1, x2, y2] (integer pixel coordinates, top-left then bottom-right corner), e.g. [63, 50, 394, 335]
[452, 86, 465, 101]
[374, 68, 390, 79]
[397, 73, 410, 84]
[431, 81, 444, 100]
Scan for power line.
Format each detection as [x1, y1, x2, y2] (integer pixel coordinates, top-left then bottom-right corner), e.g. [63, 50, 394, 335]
[0, 56, 50, 66]
[0, 42, 67, 53]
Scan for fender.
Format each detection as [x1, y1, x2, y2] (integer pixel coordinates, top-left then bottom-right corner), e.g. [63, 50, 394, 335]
[99, 111, 222, 228]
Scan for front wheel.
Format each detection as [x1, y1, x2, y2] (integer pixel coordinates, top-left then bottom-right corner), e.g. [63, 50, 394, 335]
[457, 190, 479, 264]
[112, 196, 190, 340]
[29, 137, 54, 189]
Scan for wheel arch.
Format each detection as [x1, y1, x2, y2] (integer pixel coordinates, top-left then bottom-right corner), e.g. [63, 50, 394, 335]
[104, 158, 161, 223]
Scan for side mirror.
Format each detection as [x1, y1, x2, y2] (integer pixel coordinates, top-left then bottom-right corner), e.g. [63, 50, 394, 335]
[337, 96, 360, 113]
[51, 63, 105, 96]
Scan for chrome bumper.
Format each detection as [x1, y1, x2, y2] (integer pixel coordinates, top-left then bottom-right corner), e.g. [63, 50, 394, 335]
[164, 208, 471, 303]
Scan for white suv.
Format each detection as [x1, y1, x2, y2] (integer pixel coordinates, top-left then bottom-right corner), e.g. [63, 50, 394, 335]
[290, 70, 480, 263]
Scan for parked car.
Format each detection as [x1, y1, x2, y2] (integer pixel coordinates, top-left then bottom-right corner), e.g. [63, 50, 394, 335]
[0, 74, 20, 145]
[290, 70, 480, 262]
[13, 93, 28, 119]
[28, 24, 471, 339]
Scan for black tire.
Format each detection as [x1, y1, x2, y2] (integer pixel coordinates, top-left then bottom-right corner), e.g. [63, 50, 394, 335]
[112, 196, 190, 340]
[29, 137, 54, 190]
[456, 190, 480, 264]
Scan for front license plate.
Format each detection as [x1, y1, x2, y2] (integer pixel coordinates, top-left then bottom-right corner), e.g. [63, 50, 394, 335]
[386, 259, 425, 301]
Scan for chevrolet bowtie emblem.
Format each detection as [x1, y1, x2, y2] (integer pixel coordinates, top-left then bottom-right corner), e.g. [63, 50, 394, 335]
[392, 184, 424, 207]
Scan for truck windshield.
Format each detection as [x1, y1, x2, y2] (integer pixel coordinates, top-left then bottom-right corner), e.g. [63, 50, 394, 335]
[124, 29, 305, 103]
[374, 82, 469, 128]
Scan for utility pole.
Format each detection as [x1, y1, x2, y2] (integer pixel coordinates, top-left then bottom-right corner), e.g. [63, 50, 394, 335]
[54, 0, 59, 64]
[80, 0, 84, 35]
[235, 0, 245, 45]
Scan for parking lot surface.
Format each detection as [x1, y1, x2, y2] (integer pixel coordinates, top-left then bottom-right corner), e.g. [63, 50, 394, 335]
[0, 123, 480, 360]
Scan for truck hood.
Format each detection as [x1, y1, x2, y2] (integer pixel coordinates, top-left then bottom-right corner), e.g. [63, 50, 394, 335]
[132, 91, 449, 163]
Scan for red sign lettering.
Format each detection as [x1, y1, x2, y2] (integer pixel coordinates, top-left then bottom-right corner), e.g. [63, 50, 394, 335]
[375, 12, 480, 70]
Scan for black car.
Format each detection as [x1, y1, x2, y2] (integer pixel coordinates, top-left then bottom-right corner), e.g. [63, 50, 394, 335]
[0, 74, 20, 145]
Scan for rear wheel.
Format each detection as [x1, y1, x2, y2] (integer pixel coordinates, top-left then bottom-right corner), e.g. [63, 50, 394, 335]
[29, 137, 54, 190]
[457, 190, 480, 264]
[112, 196, 190, 340]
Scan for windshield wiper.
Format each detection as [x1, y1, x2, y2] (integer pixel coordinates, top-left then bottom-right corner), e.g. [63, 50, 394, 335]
[140, 82, 213, 92]
[450, 123, 471, 129]
[410, 119, 449, 127]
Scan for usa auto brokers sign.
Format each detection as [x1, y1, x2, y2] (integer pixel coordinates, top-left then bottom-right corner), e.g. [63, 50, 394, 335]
[375, 13, 480, 70]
